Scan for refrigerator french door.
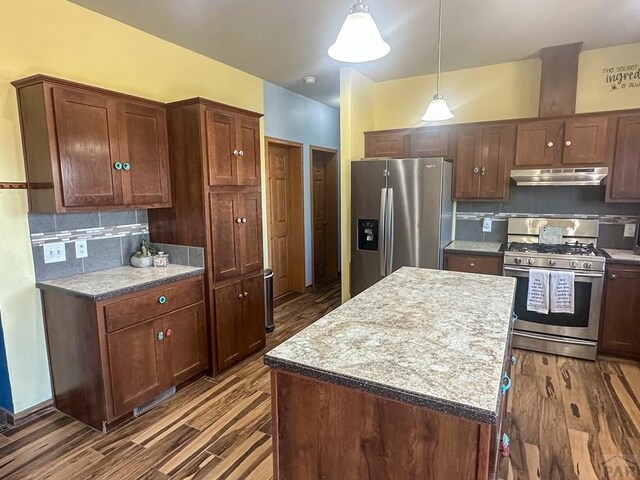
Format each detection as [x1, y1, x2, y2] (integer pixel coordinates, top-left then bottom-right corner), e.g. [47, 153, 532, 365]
[350, 158, 453, 297]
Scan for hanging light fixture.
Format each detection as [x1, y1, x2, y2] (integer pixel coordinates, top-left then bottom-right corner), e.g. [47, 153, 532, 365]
[422, 0, 454, 121]
[328, 0, 390, 63]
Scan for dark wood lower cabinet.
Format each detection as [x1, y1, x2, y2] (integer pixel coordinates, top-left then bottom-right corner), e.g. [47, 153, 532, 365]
[444, 252, 504, 276]
[41, 275, 207, 431]
[598, 263, 640, 359]
[214, 272, 266, 371]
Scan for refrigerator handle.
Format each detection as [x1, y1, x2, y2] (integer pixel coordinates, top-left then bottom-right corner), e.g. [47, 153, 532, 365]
[379, 188, 387, 277]
[385, 188, 394, 275]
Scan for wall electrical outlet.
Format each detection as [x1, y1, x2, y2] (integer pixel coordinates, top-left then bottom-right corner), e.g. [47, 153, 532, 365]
[482, 217, 492, 233]
[43, 243, 66, 264]
[75, 239, 88, 258]
[624, 223, 637, 238]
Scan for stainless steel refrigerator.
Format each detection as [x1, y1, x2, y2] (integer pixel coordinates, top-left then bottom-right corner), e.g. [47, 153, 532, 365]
[351, 157, 453, 296]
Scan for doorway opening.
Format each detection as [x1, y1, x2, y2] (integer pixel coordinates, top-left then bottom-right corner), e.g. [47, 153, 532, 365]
[310, 146, 340, 285]
[265, 138, 305, 299]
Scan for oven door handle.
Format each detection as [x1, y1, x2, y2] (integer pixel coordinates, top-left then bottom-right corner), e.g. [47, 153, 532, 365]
[503, 266, 603, 278]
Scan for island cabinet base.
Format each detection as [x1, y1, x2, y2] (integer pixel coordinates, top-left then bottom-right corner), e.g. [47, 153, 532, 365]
[270, 370, 503, 480]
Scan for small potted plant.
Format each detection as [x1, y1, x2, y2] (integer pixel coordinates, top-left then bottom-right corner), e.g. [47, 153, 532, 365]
[130, 239, 157, 268]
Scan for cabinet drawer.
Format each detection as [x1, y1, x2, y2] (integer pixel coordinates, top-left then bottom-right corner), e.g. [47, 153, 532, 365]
[104, 278, 203, 333]
[444, 253, 503, 276]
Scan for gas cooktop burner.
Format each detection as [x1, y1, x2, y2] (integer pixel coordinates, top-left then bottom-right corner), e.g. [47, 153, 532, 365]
[508, 241, 607, 257]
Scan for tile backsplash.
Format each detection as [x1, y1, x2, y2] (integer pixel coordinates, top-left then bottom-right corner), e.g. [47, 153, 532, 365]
[455, 185, 640, 248]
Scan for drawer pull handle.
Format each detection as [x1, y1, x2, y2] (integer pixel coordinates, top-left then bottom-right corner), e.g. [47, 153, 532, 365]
[469, 262, 475, 268]
[512, 312, 517, 322]
[511, 355, 517, 366]
[502, 372, 512, 395]
[158, 295, 167, 304]
[610, 273, 617, 279]
[165, 328, 172, 338]
[123, 162, 131, 171]
[114, 162, 123, 170]
[157, 331, 164, 341]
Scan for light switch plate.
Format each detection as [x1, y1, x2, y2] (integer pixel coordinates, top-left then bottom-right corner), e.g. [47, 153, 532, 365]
[624, 223, 637, 238]
[75, 239, 88, 258]
[482, 217, 492, 233]
[43, 243, 66, 264]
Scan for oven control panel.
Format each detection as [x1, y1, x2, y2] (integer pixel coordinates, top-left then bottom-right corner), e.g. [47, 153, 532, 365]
[503, 253, 605, 272]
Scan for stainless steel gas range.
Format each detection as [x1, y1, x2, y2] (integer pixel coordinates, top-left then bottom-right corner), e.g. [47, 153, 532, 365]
[503, 218, 608, 360]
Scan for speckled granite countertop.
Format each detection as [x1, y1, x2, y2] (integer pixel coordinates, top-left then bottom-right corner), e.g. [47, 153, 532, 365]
[265, 267, 517, 424]
[604, 249, 640, 265]
[37, 265, 204, 301]
[445, 240, 505, 256]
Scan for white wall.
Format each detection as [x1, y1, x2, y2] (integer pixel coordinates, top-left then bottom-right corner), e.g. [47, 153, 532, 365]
[263, 82, 340, 286]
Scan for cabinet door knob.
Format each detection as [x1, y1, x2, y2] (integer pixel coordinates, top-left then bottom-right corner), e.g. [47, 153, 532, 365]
[122, 162, 131, 171]
[241, 218, 247, 223]
[547, 141, 554, 148]
[158, 295, 167, 304]
[239, 150, 244, 157]
[243, 291, 248, 297]
[610, 273, 617, 279]
[157, 331, 164, 341]
[233, 149, 239, 156]
[114, 162, 123, 170]
[565, 140, 572, 147]
[480, 166, 486, 176]
[238, 293, 244, 299]
[469, 262, 475, 268]
[165, 328, 172, 338]
[236, 218, 242, 223]
[502, 372, 512, 395]
[473, 167, 480, 174]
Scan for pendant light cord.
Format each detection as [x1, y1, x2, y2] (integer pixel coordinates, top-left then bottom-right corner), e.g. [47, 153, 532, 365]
[436, 0, 443, 94]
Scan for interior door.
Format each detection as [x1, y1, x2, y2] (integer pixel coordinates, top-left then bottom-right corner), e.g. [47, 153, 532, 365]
[164, 303, 208, 386]
[609, 115, 640, 201]
[562, 116, 610, 165]
[454, 126, 482, 199]
[478, 125, 515, 199]
[312, 155, 328, 282]
[350, 159, 388, 297]
[52, 86, 122, 208]
[117, 101, 171, 206]
[241, 273, 266, 355]
[237, 116, 261, 185]
[268, 145, 293, 298]
[206, 109, 237, 186]
[514, 120, 564, 167]
[209, 191, 242, 281]
[214, 279, 243, 371]
[239, 190, 264, 275]
[107, 317, 164, 417]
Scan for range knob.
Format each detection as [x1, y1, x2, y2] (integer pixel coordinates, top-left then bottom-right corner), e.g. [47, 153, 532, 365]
[548, 259, 557, 266]
[527, 258, 536, 265]
[569, 260, 578, 268]
[583, 262, 592, 270]
[514, 258, 522, 265]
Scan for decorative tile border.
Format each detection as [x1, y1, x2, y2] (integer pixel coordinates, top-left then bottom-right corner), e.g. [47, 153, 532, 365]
[31, 223, 149, 247]
[456, 212, 639, 224]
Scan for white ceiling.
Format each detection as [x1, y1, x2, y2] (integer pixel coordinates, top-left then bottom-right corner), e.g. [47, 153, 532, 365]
[70, 0, 640, 108]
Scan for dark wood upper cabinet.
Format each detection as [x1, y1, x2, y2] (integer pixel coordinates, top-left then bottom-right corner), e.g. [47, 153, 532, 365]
[409, 128, 450, 157]
[599, 264, 640, 359]
[455, 124, 514, 200]
[117, 101, 171, 206]
[13, 75, 171, 212]
[514, 119, 564, 167]
[237, 116, 261, 185]
[364, 132, 406, 158]
[608, 114, 640, 202]
[562, 116, 611, 165]
[209, 191, 242, 281]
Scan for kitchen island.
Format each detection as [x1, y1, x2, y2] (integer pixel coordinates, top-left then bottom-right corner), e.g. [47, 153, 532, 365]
[264, 267, 517, 479]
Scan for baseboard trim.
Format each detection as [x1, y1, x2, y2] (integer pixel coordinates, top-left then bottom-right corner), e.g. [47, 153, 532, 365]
[1, 399, 54, 428]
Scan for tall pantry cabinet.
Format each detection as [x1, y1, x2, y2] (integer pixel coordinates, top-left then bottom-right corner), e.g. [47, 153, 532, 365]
[148, 98, 265, 374]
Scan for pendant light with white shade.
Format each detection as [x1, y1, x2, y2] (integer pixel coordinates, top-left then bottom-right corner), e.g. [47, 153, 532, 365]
[422, 0, 454, 121]
[328, 0, 390, 63]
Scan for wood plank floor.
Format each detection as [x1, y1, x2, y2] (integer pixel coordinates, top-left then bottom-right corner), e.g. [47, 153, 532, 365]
[1, 278, 638, 480]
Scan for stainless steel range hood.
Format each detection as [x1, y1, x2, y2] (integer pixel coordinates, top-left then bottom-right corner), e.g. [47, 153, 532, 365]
[510, 167, 608, 186]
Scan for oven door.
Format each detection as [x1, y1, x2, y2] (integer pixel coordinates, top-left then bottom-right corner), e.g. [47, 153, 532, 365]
[504, 266, 603, 341]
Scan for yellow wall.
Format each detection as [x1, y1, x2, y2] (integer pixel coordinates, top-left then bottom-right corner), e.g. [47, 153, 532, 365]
[339, 68, 375, 301]
[0, 0, 264, 413]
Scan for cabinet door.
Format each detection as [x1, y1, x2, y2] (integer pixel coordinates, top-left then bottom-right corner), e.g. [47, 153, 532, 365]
[514, 120, 563, 167]
[210, 192, 242, 281]
[600, 266, 640, 357]
[609, 115, 640, 201]
[478, 125, 515, 200]
[364, 132, 406, 158]
[409, 128, 450, 157]
[562, 116, 611, 165]
[206, 109, 238, 186]
[107, 318, 164, 417]
[454, 127, 482, 199]
[117, 101, 171, 206]
[241, 273, 266, 355]
[214, 280, 244, 371]
[237, 116, 261, 186]
[52, 86, 122, 208]
[164, 303, 208, 386]
[239, 190, 264, 275]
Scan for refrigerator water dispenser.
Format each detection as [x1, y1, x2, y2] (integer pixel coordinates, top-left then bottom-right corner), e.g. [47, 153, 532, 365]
[357, 219, 379, 251]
